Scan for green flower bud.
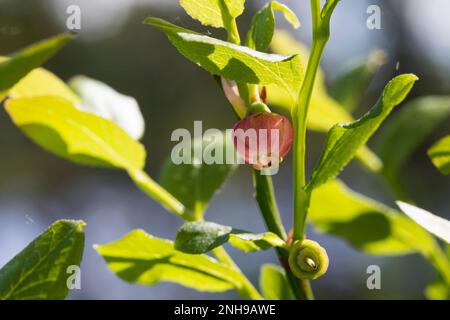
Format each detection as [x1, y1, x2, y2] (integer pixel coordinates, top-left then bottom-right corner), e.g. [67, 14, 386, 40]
[288, 239, 329, 280]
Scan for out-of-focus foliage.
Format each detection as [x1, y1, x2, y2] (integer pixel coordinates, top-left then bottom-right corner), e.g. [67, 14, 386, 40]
[259, 264, 294, 300]
[309, 180, 436, 255]
[428, 135, 450, 175]
[376, 97, 450, 179]
[160, 131, 237, 218]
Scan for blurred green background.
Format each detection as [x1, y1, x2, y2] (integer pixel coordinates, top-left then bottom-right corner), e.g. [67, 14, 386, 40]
[0, 0, 449, 299]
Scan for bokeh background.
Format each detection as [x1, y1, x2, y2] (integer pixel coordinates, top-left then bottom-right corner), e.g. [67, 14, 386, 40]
[0, 0, 449, 299]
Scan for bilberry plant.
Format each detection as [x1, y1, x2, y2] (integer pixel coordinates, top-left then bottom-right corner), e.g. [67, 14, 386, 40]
[0, 0, 449, 300]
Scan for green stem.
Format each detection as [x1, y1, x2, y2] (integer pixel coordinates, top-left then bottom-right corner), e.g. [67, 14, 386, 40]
[252, 171, 287, 240]
[219, 0, 240, 45]
[252, 170, 310, 300]
[291, 0, 340, 299]
[128, 169, 193, 220]
[292, 0, 329, 242]
[299, 278, 315, 300]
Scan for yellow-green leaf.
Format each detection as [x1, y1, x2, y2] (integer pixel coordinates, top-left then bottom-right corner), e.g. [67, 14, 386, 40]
[5, 96, 146, 170]
[309, 180, 436, 255]
[428, 135, 450, 175]
[95, 229, 243, 292]
[259, 264, 294, 300]
[179, 0, 245, 28]
[8, 68, 80, 104]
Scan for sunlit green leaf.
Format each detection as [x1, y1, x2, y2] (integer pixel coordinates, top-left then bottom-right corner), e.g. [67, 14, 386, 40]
[175, 221, 284, 254]
[428, 135, 450, 175]
[5, 96, 146, 170]
[309, 180, 436, 255]
[425, 278, 450, 300]
[0, 33, 73, 100]
[375, 97, 450, 178]
[246, 1, 300, 52]
[95, 229, 243, 292]
[7, 68, 80, 104]
[229, 232, 284, 253]
[397, 201, 450, 244]
[145, 18, 303, 100]
[259, 264, 294, 300]
[0, 220, 85, 300]
[308, 74, 417, 190]
[160, 130, 236, 217]
[179, 0, 245, 28]
[329, 49, 386, 112]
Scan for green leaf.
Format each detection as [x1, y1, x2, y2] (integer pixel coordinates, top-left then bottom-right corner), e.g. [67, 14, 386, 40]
[428, 135, 450, 175]
[0, 33, 73, 100]
[175, 221, 284, 254]
[179, 0, 245, 28]
[329, 49, 386, 112]
[397, 201, 450, 244]
[175, 222, 232, 254]
[95, 229, 243, 292]
[229, 232, 285, 253]
[425, 278, 450, 300]
[309, 180, 436, 255]
[375, 97, 450, 178]
[0, 220, 85, 300]
[144, 18, 303, 100]
[308, 74, 418, 190]
[160, 130, 236, 217]
[268, 30, 382, 173]
[5, 96, 146, 171]
[7, 68, 80, 104]
[246, 1, 300, 52]
[259, 264, 294, 300]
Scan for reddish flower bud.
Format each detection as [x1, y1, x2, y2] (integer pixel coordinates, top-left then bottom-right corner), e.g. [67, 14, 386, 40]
[232, 112, 294, 170]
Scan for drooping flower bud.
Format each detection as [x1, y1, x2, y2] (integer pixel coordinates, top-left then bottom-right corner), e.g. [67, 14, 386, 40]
[232, 112, 294, 170]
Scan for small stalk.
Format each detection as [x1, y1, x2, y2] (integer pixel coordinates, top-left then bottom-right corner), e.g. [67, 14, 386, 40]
[252, 172, 287, 240]
[292, 0, 340, 299]
[128, 169, 193, 220]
